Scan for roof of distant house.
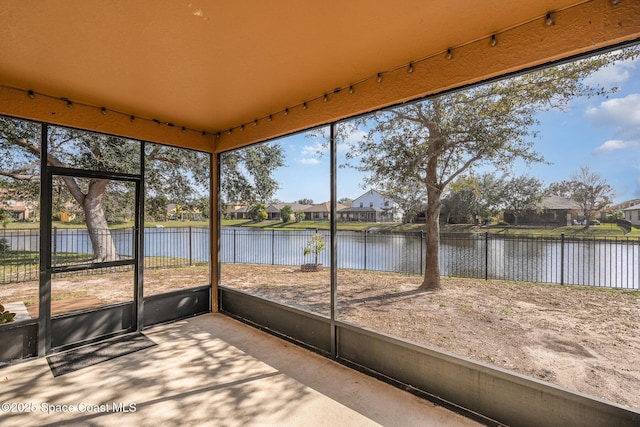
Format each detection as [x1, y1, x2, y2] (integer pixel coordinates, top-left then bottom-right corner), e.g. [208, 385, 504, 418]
[540, 195, 581, 210]
[267, 203, 312, 212]
[339, 206, 384, 213]
[303, 202, 347, 213]
[1, 204, 29, 213]
[354, 189, 398, 200]
[611, 199, 640, 211]
[230, 206, 250, 213]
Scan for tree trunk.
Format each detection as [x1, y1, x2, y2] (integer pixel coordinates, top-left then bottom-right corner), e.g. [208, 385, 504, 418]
[583, 210, 592, 229]
[84, 179, 118, 262]
[59, 175, 118, 263]
[420, 181, 443, 291]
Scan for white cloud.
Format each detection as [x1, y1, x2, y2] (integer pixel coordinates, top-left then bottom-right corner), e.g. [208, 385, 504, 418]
[587, 93, 640, 156]
[344, 129, 367, 145]
[298, 142, 326, 165]
[335, 129, 367, 154]
[297, 129, 367, 156]
[586, 93, 640, 130]
[593, 139, 640, 154]
[585, 57, 636, 87]
[299, 158, 320, 165]
[296, 129, 368, 163]
[301, 142, 326, 156]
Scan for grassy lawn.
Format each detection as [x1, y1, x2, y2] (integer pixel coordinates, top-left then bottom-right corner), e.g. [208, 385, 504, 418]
[2, 220, 210, 230]
[144, 220, 210, 228]
[483, 223, 640, 238]
[0, 251, 93, 284]
[0, 252, 192, 269]
[0, 251, 90, 265]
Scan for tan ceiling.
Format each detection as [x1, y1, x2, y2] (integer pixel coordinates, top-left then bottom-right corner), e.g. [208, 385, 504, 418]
[1, 0, 594, 138]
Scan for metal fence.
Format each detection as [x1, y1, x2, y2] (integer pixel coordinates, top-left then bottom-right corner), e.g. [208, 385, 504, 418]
[2, 227, 640, 289]
[0, 227, 210, 284]
[220, 228, 640, 290]
[144, 226, 210, 268]
[0, 228, 39, 284]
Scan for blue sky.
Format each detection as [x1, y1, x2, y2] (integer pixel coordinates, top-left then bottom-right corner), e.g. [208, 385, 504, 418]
[270, 50, 640, 205]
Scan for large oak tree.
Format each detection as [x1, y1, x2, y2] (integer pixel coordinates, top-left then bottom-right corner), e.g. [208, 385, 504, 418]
[345, 48, 638, 290]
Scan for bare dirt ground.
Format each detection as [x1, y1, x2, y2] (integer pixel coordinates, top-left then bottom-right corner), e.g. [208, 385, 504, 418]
[2, 263, 639, 410]
[0, 267, 211, 314]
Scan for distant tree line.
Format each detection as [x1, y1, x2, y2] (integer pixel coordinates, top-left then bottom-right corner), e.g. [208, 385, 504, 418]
[439, 165, 614, 227]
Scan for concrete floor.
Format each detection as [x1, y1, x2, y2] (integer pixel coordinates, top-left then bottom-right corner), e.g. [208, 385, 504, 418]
[0, 314, 482, 426]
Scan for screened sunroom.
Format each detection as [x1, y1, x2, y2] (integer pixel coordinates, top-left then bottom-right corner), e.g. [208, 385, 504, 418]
[1, 1, 639, 425]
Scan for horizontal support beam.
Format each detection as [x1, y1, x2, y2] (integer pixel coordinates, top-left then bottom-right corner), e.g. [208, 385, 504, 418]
[214, 0, 640, 153]
[0, 86, 215, 153]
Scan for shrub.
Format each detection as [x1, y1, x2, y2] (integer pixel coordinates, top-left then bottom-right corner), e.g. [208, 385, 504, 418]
[0, 238, 9, 254]
[280, 205, 292, 223]
[0, 304, 16, 324]
[248, 203, 268, 222]
[0, 209, 11, 229]
[303, 233, 326, 266]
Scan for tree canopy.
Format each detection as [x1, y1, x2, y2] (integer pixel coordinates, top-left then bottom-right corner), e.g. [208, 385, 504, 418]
[570, 165, 614, 228]
[499, 176, 544, 226]
[220, 144, 285, 205]
[442, 173, 502, 224]
[546, 180, 574, 199]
